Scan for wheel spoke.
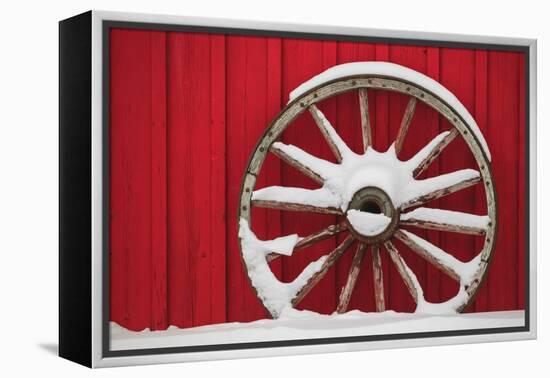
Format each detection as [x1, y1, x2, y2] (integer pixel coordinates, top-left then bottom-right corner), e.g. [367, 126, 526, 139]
[308, 104, 353, 163]
[336, 243, 367, 313]
[252, 186, 342, 215]
[399, 169, 481, 211]
[271, 142, 336, 185]
[395, 229, 466, 282]
[400, 207, 489, 235]
[358, 88, 372, 151]
[384, 241, 421, 303]
[292, 236, 355, 306]
[267, 223, 348, 262]
[371, 245, 385, 312]
[410, 129, 458, 178]
[394, 97, 417, 155]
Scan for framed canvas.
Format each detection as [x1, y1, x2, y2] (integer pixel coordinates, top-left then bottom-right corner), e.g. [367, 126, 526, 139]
[59, 10, 537, 368]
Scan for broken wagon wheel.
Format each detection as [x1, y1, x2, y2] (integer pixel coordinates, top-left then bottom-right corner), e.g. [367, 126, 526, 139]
[238, 62, 497, 319]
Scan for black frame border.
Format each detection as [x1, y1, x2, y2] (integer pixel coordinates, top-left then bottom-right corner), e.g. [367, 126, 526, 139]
[101, 19, 531, 359]
[59, 11, 93, 367]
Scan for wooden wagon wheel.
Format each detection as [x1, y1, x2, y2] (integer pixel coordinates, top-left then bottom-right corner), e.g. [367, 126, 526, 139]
[238, 62, 497, 318]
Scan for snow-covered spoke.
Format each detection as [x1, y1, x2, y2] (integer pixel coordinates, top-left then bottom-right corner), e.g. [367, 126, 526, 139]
[270, 142, 337, 184]
[358, 88, 372, 151]
[308, 104, 353, 162]
[399, 169, 481, 210]
[267, 223, 348, 262]
[395, 230, 482, 283]
[252, 186, 342, 215]
[371, 245, 386, 312]
[336, 243, 367, 314]
[400, 207, 490, 235]
[292, 236, 355, 306]
[394, 97, 417, 155]
[384, 241, 421, 303]
[408, 129, 458, 178]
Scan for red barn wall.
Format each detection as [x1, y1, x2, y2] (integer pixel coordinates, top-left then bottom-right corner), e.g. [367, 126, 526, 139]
[109, 28, 526, 331]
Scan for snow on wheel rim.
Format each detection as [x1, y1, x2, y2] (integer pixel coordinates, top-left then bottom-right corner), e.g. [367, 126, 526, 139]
[238, 61, 497, 319]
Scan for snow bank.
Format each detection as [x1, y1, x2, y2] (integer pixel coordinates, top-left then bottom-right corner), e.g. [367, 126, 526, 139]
[288, 61, 491, 160]
[110, 310, 524, 350]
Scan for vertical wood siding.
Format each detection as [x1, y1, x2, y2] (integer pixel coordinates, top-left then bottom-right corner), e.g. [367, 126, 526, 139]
[109, 29, 527, 331]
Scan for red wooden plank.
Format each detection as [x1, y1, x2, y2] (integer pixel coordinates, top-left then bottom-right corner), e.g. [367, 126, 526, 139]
[226, 36, 282, 322]
[335, 41, 376, 312]
[110, 29, 153, 331]
[517, 52, 526, 309]
[109, 29, 130, 330]
[438, 48, 477, 309]
[209, 35, 227, 324]
[265, 37, 284, 286]
[281, 39, 338, 314]
[487, 51, 520, 310]
[166, 32, 226, 328]
[191, 34, 215, 327]
[167, 31, 196, 329]
[473, 49, 489, 312]
[150, 31, 168, 330]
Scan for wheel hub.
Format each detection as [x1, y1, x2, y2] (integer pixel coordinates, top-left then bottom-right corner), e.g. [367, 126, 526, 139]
[345, 186, 399, 244]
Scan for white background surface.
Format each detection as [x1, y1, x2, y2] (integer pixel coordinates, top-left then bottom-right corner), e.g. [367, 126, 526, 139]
[0, 0, 546, 376]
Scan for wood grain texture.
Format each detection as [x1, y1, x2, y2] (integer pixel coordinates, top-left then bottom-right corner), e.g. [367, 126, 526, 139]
[487, 51, 520, 311]
[473, 49, 489, 312]
[359, 89, 372, 150]
[394, 97, 417, 155]
[371, 245, 385, 312]
[226, 35, 283, 322]
[150, 31, 168, 330]
[438, 48, 477, 307]
[292, 236, 355, 306]
[110, 29, 154, 331]
[109, 29, 527, 330]
[385, 241, 419, 303]
[166, 32, 227, 328]
[336, 243, 366, 313]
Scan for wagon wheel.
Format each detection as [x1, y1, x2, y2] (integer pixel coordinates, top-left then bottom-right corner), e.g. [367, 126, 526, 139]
[238, 62, 497, 318]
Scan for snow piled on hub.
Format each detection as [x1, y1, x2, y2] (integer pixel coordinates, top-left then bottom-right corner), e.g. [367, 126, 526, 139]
[347, 210, 391, 236]
[252, 139, 480, 213]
